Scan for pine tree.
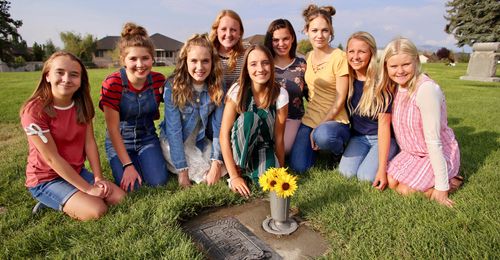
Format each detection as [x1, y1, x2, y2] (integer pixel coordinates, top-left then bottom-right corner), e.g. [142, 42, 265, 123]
[444, 0, 500, 47]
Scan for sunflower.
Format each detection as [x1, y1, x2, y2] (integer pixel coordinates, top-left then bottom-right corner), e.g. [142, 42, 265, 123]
[274, 173, 298, 198]
[259, 168, 280, 191]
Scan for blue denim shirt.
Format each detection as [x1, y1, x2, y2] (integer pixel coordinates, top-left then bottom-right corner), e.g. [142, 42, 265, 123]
[159, 80, 224, 171]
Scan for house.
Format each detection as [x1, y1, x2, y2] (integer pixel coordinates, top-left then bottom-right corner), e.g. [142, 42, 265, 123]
[93, 33, 183, 67]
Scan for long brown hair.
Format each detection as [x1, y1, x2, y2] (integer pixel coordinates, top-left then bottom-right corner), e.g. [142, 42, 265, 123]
[170, 33, 224, 108]
[264, 18, 298, 59]
[236, 44, 280, 113]
[118, 22, 155, 65]
[20, 51, 94, 124]
[209, 9, 245, 71]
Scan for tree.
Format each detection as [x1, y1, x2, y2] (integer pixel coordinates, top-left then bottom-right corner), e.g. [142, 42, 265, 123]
[60, 31, 97, 62]
[444, 0, 500, 47]
[32, 42, 44, 61]
[44, 39, 57, 59]
[297, 39, 312, 55]
[0, 0, 23, 63]
[337, 43, 344, 50]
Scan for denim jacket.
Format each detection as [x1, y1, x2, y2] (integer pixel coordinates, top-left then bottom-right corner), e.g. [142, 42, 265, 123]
[159, 79, 224, 171]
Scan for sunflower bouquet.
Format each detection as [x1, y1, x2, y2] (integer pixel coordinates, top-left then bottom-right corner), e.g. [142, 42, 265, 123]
[258, 167, 298, 198]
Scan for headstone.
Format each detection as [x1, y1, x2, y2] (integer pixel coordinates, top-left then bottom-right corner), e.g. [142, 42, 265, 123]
[187, 217, 281, 260]
[460, 42, 500, 82]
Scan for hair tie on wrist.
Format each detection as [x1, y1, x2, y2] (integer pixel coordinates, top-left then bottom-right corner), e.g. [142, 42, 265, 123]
[122, 162, 133, 169]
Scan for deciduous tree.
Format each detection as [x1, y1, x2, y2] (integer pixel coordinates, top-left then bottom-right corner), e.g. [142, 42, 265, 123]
[60, 31, 97, 62]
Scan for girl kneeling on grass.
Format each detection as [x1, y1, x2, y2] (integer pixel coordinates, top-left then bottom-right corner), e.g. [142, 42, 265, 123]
[159, 34, 226, 188]
[20, 52, 125, 220]
[100, 23, 169, 192]
[338, 32, 398, 189]
[380, 38, 462, 207]
[220, 44, 288, 197]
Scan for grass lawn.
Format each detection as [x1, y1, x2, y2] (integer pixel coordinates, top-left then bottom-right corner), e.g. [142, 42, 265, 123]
[0, 63, 499, 258]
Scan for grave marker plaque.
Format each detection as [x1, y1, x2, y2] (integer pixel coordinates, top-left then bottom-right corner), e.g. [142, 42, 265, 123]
[187, 217, 281, 260]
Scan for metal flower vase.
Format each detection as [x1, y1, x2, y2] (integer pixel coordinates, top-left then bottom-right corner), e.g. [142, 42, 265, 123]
[262, 191, 298, 235]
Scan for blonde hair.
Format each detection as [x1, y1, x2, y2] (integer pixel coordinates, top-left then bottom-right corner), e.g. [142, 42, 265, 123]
[170, 33, 223, 108]
[20, 51, 94, 124]
[378, 37, 422, 98]
[236, 45, 280, 113]
[209, 10, 245, 71]
[346, 31, 390, 118]
[118, 22, 155, 65]
[302, 4, 336, 42]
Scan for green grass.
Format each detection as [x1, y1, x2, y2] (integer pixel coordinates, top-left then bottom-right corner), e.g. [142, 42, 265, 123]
[1, 63, 499, 258]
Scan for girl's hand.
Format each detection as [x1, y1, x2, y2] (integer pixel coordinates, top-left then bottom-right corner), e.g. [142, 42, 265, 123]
[431, 190, 454, 207]
[120, 166, 142, 192]
[206, 161, 222, 185]
[230, 176, 250, 198]
[95, 180, 112, 198]
[85, 185, 106, 198]
[310, 129, 319, 150]
[372, 170, 388, 191]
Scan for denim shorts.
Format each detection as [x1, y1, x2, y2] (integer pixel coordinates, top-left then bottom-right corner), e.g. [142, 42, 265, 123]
[28, 168, 95, 211]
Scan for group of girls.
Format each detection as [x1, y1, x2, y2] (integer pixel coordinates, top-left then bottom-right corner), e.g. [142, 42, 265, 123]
[20, 4, 462, 221]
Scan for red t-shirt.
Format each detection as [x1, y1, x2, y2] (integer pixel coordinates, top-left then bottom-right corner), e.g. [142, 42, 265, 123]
[99, 71, 165, 116]
[21, 100, 87, 187]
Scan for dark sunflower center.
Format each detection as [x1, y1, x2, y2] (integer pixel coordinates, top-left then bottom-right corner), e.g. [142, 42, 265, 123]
[270, 180, 276, 187]
[282, 183, 290, 190]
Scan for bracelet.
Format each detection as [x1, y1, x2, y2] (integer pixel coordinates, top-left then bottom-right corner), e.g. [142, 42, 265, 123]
[122, 162, 133, 169]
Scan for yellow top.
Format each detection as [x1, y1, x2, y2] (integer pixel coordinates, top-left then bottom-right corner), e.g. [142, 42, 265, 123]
[302, 49, 349, 128]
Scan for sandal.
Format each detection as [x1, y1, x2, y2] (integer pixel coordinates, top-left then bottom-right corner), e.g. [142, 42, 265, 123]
[449, 175, 464, 194]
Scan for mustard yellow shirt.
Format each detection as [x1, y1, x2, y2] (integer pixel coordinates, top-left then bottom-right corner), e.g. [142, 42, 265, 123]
[302, 49, 349, 128]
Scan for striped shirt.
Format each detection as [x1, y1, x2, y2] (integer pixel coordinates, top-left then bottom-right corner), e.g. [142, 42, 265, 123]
[220, 54, 244, 90]
[99, 71, 165, 113]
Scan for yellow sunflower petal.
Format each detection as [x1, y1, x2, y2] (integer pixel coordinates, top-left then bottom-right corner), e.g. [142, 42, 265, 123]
[274, 174, 298, 198]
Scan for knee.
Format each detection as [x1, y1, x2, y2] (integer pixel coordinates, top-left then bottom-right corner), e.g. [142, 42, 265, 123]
[81, 203, 108, 221]
[338, 161, 356, 179]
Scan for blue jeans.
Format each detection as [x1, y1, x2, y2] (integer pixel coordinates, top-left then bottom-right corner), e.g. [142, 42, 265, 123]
[107, 138, 168, 189]
[28, 168, 95, 211]
[105, 68, 169, 189]
[339, 135, 399, 181]
[289, 122, 350, 173]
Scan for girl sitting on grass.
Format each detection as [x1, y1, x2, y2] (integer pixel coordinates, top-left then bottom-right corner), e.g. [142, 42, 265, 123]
[220, 44, 288, 198]
[100, 23, 169, 192]
[159, 34, 226, 188]
[380, 37, 462, 207]
[20, 51, 125, 220]
[338, 31, 398, 189]
[264, 18, 307, 155]
[209, 9, 246, 90]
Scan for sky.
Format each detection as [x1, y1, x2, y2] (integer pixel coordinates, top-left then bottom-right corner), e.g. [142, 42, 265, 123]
[9, 0, 470, 52]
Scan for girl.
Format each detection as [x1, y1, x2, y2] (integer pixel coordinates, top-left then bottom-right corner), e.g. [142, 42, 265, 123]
[100, 23, 169, 191]
[380, 38, 461, 207]
[159, 34, 225, 188]
[289, 4, 350, 173]
[338, 31, 398, 189]
[20, 51, 125, 220]
[264, 19, 307, 155]
[209, 9, 246, 89]
[220, 44, 289, 197]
